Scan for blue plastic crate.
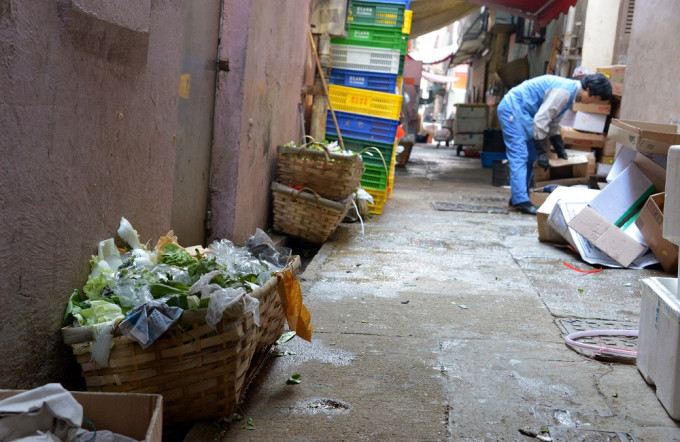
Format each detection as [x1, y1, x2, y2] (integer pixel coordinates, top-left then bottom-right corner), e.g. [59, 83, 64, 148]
[330, 68, 398, 93]
[480, 151, 508, 168]
[326, 110, 399, 145]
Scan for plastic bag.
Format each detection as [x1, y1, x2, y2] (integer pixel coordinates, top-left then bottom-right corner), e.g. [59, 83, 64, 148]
[246, 228, 292, 269]
[118, 301, 183, 349]
[189, 270, 260, 328]
[275, 269, 313, 342]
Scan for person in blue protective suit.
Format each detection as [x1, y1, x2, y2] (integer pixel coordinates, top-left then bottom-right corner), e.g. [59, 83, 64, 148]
[497, 73, 612, 214]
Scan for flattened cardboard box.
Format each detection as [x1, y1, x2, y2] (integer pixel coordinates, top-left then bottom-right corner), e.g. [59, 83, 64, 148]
[0, 390, 162, 442]
[636, 193, 679, 273]
[608, 119, 680, 155]
[560, 126, 605, 148]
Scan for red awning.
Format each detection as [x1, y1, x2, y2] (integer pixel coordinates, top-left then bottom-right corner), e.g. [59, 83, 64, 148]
[464, 0, 578, 31]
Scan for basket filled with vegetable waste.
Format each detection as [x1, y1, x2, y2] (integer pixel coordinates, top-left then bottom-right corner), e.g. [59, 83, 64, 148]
[61, 218, 308, 429]
[271, 181, 353, 244]
[277, 138, 364, 201]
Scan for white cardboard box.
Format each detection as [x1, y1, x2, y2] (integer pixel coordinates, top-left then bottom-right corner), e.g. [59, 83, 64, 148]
[537, 186, 599, 243]
[573, 111, 607, 134]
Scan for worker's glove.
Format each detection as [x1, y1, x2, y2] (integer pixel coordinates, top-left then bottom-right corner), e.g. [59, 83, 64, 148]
[550, 134, 568, 160]
[534, 138, 550, 171]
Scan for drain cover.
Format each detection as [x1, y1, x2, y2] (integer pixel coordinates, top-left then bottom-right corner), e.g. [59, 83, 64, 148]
[557, 318, 638, 363]
[432, 202, 508, 214]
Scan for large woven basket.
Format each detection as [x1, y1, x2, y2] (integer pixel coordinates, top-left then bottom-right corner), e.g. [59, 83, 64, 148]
[62, 256, 301, 429]
[277, 144, 364, 201]
[271, 181, 352, 244]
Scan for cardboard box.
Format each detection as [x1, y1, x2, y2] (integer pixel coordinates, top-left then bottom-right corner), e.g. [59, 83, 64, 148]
[0, 390, 162, 442]
[607, 146, 666, 194]
[600, 155, 615, 164]
[573, 111, 608, 134]
[560, 126, 605, 148]
[455, 117, 487, 133]
[636, 193, 679, 272]
[454, 103, 488, 119]
[610, 65, 626, 83]
[612, 82, 624, 97]
[590, 162, 655, 226]
[608, 119, 680, 155]
[548, 155, 589, 180]
[537, 186, 600, 243]
[568, 163, 655, 267]
[569, 206, 647, 267]
[455, 132, 484, 146]
[596, 66, 611, 78]
[602, 137, 618, 156]
[533, 164, 551, 182]
[572, 101, 612, 115]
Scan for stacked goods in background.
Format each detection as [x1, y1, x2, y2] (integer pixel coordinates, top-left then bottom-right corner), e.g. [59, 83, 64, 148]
[454, 103, 489, 158]
[327, 0, 411, 215]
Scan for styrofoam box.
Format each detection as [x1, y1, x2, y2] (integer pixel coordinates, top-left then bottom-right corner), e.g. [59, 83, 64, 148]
[638, 277, 680, 419]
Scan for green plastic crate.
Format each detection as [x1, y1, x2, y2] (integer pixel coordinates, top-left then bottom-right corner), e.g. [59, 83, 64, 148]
[361, 162, 389, 191]
[326, 135, 394, 168]
[332, 24, 408, 54]
[347, 0, 405, 28]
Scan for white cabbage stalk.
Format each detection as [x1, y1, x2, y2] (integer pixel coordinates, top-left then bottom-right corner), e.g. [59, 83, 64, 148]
[117, 217, 144, 250]
[98, 238, 123, 270]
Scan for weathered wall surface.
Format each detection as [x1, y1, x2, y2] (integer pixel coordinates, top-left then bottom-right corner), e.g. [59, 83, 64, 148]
[620, 0, 680, 124]
[0, 1, 183, 388]
[210, 0, 312, 243]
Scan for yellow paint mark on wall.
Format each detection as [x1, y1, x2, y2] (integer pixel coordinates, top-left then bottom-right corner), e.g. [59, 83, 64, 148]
[179, 73, 191, 99]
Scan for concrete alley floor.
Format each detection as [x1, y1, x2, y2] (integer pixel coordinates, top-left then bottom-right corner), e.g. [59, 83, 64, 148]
[186, 143, 680, 441]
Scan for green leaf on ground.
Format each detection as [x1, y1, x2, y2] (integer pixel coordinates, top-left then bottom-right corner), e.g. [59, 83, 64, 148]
[241, 418, 255, 430]
[287, 373, 303, 384]
[275, 350, 296, 357]
[276, 331, 296, 345]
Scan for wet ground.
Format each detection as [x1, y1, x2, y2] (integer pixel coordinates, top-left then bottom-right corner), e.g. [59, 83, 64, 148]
[185, 143, 680, 441]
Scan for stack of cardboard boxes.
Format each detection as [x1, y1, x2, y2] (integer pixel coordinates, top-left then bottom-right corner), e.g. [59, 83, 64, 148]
[537, 117, 680, 271]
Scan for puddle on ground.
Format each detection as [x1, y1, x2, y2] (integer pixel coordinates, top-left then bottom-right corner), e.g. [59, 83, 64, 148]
[291, 397, 352, 415]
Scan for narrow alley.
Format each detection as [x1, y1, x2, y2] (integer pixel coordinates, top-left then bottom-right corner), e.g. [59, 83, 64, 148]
[186, 143, 679, 441]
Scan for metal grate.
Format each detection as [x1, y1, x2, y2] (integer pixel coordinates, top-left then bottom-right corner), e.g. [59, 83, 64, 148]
[557, 318, 638, 363]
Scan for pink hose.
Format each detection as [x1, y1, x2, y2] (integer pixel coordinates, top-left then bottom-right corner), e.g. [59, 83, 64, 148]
[564, 329, 638, 359]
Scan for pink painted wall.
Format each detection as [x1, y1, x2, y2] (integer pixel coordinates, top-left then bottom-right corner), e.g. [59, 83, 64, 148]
[0, 2, 182, 388]
[210, 0, 313, 243]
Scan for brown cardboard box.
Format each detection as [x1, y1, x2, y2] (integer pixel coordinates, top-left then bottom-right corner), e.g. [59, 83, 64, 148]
[608, 119, 680, 155]
[635, 193, 679, 273]
[572, 101, 612, 115]
[612, 82, 624, 97]
[602, 137, 617, 156]
[0, 390, 163, 442]
[610, 65, 626, 83]
[569, 145, 593, 153]
[533, 164, 551, 182]
[560, 127, 605, 148]
[600, 155, 616, 165]
[596, 66, 611, 78]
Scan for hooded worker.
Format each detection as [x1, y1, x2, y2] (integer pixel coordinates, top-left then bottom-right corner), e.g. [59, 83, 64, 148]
[497, 73, 612, 214]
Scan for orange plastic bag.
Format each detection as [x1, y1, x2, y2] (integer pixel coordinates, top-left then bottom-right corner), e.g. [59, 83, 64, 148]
[276, 270, 313, 342]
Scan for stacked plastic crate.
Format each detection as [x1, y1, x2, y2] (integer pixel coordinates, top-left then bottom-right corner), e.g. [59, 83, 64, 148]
[326, 0, 411, 215]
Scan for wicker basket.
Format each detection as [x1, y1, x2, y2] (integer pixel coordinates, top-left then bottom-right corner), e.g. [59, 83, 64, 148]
[271, 182, 352, 244]
[396, 139, 414, 167]
[277, 144, 364, 201]
[62, 256, 301, 429]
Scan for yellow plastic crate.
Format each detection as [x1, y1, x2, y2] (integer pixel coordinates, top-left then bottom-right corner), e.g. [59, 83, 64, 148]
[387, 141, 397, 198]
[328, 84, 403, 120]
[364, 186, 388, 215]
[402, 10, 412, 35]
